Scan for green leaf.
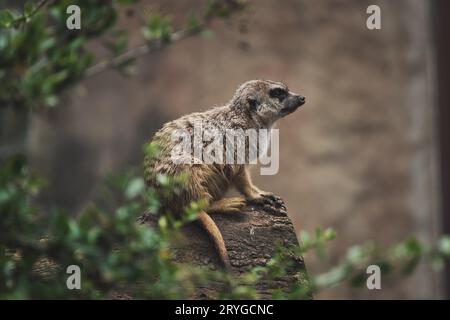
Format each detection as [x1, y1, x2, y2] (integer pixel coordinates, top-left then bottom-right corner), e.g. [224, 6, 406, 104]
[187, 14, 201, 31]
[125, 177, 145, 199]
[314, 265, 348, 289]
[107, 30, 128, 54]
[158, 216, 167, 229]
[438, 236, 450, 256]
[156, 174, 170, 187]
[346, 245, 364, 264]
[142, 13, 172, 44]
[0, 10, 14, 28]
[44, 95, 58, 108]
[315, 227, 323, 240]
[143, 142, 160, 158]
[299, 231, 310, 246]
[24, 1, 34, 18]
[323, 228, 337, 241]
[68, 220, 81, 239]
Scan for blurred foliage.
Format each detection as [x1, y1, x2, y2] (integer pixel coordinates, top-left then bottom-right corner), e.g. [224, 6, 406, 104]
[298, 229, 450, 293]
[142, 13, 172, 44]
[0, 150, 252, 299]
[0, 0, 117, 109]
[0, 0, 246, 110]
[1, 151, 450, 298]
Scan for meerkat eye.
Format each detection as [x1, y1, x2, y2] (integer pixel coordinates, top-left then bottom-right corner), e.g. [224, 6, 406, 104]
[269, 88, 288, 102]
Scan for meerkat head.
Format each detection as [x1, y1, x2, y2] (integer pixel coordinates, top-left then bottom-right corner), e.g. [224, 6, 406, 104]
[231, 80, 305, 126]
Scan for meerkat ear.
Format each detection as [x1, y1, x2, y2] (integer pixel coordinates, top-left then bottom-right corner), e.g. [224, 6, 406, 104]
[248, 98, 258, 112]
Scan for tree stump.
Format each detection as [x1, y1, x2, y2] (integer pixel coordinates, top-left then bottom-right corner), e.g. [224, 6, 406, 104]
[139, 200, 311, 299]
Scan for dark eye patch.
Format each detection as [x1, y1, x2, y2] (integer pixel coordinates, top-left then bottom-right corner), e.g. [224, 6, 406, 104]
[248, 98, 258, 111]
[269, 88, 287, 101]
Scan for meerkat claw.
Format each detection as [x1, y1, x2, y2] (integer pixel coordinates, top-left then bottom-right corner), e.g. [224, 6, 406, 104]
[246, 194, 287, 215]
[260, 192, 285, 207]
[261, 192, 283, 202]
[263, 204, 288, 216]
[263, 197, 276, 206]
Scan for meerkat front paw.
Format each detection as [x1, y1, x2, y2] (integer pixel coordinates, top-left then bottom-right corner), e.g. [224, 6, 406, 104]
[246, 191, 287, 215]
[260, 191, 284, 204]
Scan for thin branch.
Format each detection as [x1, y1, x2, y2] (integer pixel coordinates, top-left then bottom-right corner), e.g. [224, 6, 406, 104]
[83, 27, 194, 79]
[30, 0, 51, 18]
[83, 0, 248, 79]
[13, 0, 53, 26]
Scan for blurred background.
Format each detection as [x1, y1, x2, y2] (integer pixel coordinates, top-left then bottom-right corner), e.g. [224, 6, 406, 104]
[1, 0, 449, 299]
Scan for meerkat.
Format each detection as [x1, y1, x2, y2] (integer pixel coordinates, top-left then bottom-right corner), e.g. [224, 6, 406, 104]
[144, 80, 306, 270]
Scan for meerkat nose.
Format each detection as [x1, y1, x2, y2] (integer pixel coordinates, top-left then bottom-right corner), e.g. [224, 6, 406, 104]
[298, 95, 306, 104]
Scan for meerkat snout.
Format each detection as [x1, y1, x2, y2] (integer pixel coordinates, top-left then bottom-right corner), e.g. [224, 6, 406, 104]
[279, 92, 305, 116]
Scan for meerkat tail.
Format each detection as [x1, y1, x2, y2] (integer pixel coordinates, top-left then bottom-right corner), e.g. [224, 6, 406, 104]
[196, 211, 231, 270]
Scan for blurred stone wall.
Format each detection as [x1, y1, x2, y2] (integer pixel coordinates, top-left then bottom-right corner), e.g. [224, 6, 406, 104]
[26, 0, 441, 298]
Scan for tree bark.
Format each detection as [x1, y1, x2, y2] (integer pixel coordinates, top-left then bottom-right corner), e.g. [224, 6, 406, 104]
[139, 200, 311, 299]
